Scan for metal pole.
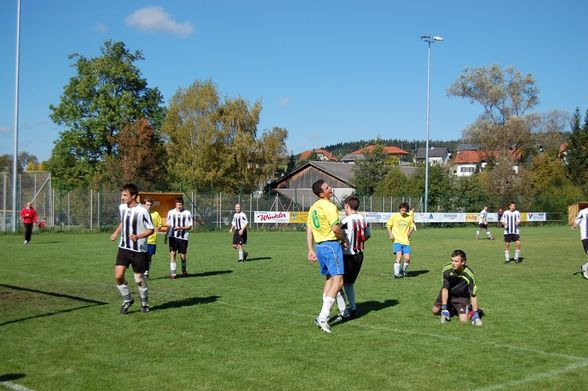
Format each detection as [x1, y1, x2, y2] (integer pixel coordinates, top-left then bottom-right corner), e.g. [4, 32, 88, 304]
[424, 40, 431, 214]
[11, 0, 22, 232]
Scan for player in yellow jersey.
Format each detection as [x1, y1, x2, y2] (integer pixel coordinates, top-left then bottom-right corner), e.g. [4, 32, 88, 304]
[386, 202, 415, 278]
[143, 197, 162, 280]
[306, 179, 347, 333]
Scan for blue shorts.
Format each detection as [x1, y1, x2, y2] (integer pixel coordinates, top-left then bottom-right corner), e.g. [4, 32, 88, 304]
[393, 243, 411, 255]
[316, 241, 344, 276]
[147, 244, 157, 255]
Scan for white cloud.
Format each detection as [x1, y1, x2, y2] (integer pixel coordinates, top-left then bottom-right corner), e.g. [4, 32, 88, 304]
[94, 22, 108, 34]
[279, 97, 290, 108]
[126, 6, 193, 38]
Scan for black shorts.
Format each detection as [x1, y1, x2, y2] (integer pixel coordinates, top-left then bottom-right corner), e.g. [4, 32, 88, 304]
[582, 238, 588, 255]
[478, 223, 488, 229]
[116, 248, 148, 274]
[504, 234, 520, 243]
[343, 253, 364, 285]
[232, 229, 247, 245]
[169, 237, 189, 254]
[434, 291, 470, 315]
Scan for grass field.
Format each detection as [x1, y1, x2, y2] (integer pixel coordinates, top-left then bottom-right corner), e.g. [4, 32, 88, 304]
[1, 225, 587, 390]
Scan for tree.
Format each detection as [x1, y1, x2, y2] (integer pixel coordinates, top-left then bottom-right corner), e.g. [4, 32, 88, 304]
[566, 108, 588, 196]
[351, 143, 389, 196]
[0, 152, 39, 173]
[162, 80, 288, 192]
[48, 40, 166, 188]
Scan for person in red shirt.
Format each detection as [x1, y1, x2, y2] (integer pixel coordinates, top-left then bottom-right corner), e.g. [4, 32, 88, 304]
[20, 202, 38, 245]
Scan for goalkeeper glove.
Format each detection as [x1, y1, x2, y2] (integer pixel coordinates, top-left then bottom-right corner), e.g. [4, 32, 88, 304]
[440, 305, 450, 323]
[471, 311, 482, 326]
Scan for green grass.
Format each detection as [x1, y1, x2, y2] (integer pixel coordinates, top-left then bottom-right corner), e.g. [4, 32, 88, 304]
[1, 226, 587, 390]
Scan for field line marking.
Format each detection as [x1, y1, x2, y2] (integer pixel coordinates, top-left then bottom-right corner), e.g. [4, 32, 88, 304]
[216, 300, 588, 362]
[0, 381, 35, 391]
[474, 359, 588, 391]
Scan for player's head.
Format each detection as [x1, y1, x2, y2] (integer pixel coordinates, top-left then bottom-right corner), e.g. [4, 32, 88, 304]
[25, 202, 32, 208]
[144, 197, 153, 209]
[235, 203, 241, 213]
[508, 202, 516, 211]
[483, 205, 488, 211]
[312, 179, 332, 199]
[399, 202, 410, 213]
[451, 249, 467, 270]
[175, 197, 184, 210]
[121, 183, 139, 197]
[120, 184, 139, 205]
[344, 196, 359, 212]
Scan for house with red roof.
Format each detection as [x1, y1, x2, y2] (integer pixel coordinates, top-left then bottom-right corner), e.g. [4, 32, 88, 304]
[452, 146, 522, 177]
[341, 144, 410, 162]
[299, 148, 338, 162]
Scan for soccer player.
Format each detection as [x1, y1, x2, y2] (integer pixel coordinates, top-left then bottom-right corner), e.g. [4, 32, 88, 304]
[110, 184, 154, 314]
[432, 249, 482, 326]
[501, 202, 521, 263]
[166, 197, 193, 278]
[386, 202, 415, 278]
[339, 195, 370, 319]
[572, 206, 588, 279]
[229, 203, 249, 262]
[143, 197, 163, 280]
[306, 179, 347, 333]
[20, 202, 38, 245]
[476, 205, 495, 240]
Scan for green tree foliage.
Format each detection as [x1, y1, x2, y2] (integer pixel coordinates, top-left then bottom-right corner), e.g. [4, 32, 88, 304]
[162, 80, 288, 192]
[47, 40, 165, 189]
[566, 108, 588, 196]
[351, 144, 389, 196]
[375, 167, 410, 196]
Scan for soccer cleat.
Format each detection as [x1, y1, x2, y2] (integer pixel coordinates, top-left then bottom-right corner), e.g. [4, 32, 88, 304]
[504, 259, 511, 264]
[394, 274, 402, 279]
[402, 271, 409, 278]
[170, 274, 177, 279]
[182, 270, 188, 277]
[475, 236, 480, 240]
[120, 298, 134, 315]
[514, 258, 520, 263]
[472, 317, 483, 326]
[141, 304, 150, 313]
[440, 315, 449, 324]
[489, 236, 495, 240]
[24, 240, 28, 245]
[581, 263, 588, 279]
[314, 317, 332, 333]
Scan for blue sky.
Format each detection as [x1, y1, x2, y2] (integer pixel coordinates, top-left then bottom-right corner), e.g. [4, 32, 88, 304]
[1, 0, 587, 162]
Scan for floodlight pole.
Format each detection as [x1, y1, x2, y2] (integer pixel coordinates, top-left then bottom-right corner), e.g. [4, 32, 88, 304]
[420, 35, 443, 214]
[12, 0, 22, 232]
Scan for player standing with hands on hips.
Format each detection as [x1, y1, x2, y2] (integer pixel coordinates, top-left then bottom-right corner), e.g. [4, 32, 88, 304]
[230, 203, 249, 262]
[501, 202, 522, 263]
[306, 179, 347, 334]
[110, 184, 154, 314]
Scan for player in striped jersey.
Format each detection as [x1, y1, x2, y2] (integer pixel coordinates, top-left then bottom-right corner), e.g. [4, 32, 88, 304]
[432, 249, 482, 326]
[476, 205, 495, 240]
[166, 197, 193, 278]
[572, 206, 588, 279]
[110, 184, 154, 314]
[230, 203, 249, 262]
[500, 202, 522, 263]
[339, 195, 370, 319]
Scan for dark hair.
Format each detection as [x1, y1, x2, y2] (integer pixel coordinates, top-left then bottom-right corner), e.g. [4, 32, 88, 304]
[144, 197, 154, 204]
[175, 197, 184, 204]
[344, 195, 359, 211]
[399, 202, 410, 210]
[312, 180, 325, 197]
[121, 183, 139, 197]
[451, 249, 467, 261]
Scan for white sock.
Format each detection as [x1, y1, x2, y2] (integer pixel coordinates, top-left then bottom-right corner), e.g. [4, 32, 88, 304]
[394, 263, 400, 276]
[319, 296, 335, 320]
[476, 230, 480, 236]
[402, 262, 409, 273]
[486, 231, 492, 238]
[336, 290, 347, 314]
[239, 250, 244, 260]
[515, 250, 520, 260]
[504, 251, 510, 261]
[117, 282, 132, 302]
[170, 261, 176, 275]
[135, 275, 148, 306]
[344, 284, 356, 310]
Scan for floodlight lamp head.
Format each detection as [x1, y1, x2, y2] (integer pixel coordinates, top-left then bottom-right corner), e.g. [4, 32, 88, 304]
[433, 36, 444, 41]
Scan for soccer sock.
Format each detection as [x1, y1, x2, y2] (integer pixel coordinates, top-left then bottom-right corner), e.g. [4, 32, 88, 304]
[402, 262, 409, 273]
[476, 229, 480, 236]
[319, 296, 336, 320]
[181, 260, 187, 272]
[515, 250, 520, 260]
[344, 284, 356, 310]
[135, 275, 149, 306]
[504, 251, 510, 261]
[239, 250, 244, 260]
[393, 262, 401, 276]
[170, 261, 177, 276]
[336, 290, 347, 315]
[486, 231, 492, 238]
[117, 282, 132, 302]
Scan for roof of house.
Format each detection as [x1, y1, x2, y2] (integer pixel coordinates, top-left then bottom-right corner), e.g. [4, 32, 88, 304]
[299, 148, 338, 161]
[453, 150, 521, 164]
[415, 147, 450, 159]
[351, 144, 409, 155]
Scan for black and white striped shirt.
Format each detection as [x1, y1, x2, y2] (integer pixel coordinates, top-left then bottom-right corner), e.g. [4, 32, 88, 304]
[166, 208, 193, 240]
[501, 210, 521, 235]
[118, 203, 154, 253]
[575, 208, 588, 240]
[341, 213, 370, 255]
[231, 212, 248, 231]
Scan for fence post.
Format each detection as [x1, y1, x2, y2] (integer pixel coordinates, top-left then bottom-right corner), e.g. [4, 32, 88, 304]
[90, 189, 93, 231]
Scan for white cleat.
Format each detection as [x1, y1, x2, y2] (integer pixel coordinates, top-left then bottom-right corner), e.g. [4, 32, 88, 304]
[314, 317, 332, 333]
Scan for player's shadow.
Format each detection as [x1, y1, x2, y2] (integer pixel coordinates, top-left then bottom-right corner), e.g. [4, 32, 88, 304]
[242, 256, 272, 263]
[151, 270, 233, 281]
[404, 269, 429, 277]
[355, 298, 400, 318]
[0, 373, 26, 382]
[0, 283, 108, 327]
[150, 295, 220, 311]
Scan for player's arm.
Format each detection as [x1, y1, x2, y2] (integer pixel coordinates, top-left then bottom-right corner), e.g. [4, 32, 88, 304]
[332, 223, 347, 249]
[365, 224, 371, 241]
[386, 225, 394, 241]
[111, 223, 122, 241]
[306, 225, 317, 263]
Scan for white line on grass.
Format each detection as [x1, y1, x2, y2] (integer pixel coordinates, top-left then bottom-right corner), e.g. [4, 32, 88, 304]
[0, 381, 35, 391]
